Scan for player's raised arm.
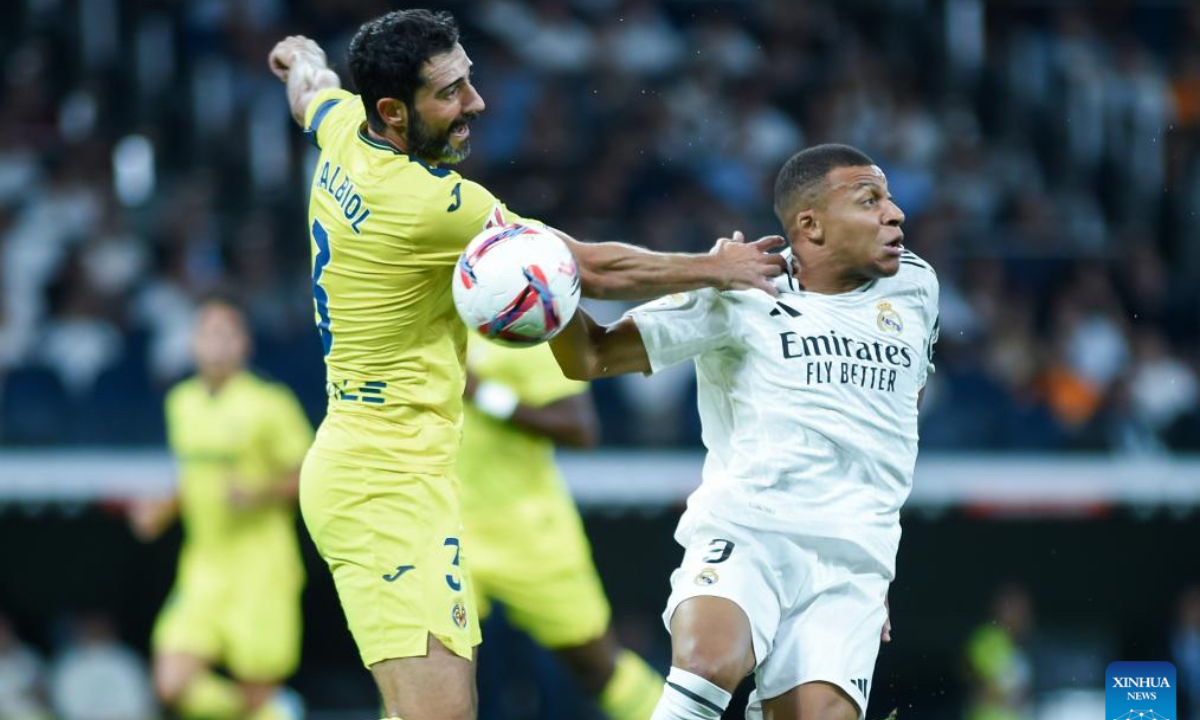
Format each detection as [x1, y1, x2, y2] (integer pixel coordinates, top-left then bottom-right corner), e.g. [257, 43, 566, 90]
[550, 310, 651, 381]
[268, 35, 342, 126]
[552, 229, 787, 301]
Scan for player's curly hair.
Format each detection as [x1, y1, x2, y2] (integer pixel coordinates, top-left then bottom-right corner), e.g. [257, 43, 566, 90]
[773, 144, 876, 226]
[348, 9, 460, 133]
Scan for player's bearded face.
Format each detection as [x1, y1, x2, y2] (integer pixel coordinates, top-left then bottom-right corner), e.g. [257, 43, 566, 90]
[407, 44, 483, 165]
[406, 104, 474, 165]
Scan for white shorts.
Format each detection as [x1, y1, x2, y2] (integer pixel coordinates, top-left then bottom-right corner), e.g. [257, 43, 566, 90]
[662, 511, 890, 720]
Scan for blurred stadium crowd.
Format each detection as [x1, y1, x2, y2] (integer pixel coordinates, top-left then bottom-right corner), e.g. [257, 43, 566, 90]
[2, 0, 1200, 453]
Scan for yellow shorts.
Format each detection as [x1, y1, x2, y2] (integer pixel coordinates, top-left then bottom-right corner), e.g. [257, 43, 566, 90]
[466, 494, 610, 649]
[152, 559, 302, 682]
[299, 452, 481, 667]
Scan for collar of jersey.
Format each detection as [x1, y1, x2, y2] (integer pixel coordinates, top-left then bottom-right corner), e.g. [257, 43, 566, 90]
[357, 127, 452, 177]
[774, 248, 877, 296]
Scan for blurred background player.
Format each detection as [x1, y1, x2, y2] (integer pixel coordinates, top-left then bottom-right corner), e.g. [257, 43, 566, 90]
[0, 612, 50, 720]
[47, 612, 156, 720]
[268, 10, 782, 720]
[458, 336, 663, 720]
[1170, 585, 1200, 720]
[128, 298, 312, 720]
[964, 584, 1035, 720]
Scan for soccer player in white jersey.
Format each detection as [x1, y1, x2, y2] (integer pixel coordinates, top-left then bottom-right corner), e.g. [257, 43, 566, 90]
[550, 144, 939, 720]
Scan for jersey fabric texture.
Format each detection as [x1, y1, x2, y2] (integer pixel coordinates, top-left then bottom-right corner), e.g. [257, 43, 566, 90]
[457, 338, 610, 649]
[152, 371, 313, 681]
[299, 89, 533, 663]
[627, 251, 940, 577]
[303, 87, 536, 473]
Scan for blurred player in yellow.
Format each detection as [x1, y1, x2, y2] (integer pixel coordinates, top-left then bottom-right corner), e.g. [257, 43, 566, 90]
[459, 336, 663, 720]
[129, 298, 312, 720]
[267, 9, 784, 719]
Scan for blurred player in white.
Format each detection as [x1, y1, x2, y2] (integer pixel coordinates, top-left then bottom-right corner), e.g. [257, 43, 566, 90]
[551, 144, 939, 720]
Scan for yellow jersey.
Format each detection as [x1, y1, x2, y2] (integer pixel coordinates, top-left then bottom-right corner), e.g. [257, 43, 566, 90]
[303, 88, 536, 471]
[457, 337, 588, 531]
[165, 371, 313, 578]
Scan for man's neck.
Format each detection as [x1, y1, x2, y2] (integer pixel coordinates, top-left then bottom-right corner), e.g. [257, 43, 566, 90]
[367, 125, 409, 155]
[200, 369, 238, 395]
[794, 254, 871, 295]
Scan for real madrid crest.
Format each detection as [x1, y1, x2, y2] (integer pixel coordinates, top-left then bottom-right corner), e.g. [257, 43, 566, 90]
[876, 301, 903, 334]
[695, 567, 719, 586]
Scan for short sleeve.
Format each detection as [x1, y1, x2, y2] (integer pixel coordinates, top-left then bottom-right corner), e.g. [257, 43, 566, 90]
[421, 177, 542, 257]
[303, 88, 358, 150]
[625, 289, 734, 374]
[919, 272, 940, 386]
[262, 385, 315, 470]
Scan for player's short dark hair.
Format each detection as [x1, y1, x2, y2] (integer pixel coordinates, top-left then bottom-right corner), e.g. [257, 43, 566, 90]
[773, 144, 876, 227]
[348, 9, 461, 133]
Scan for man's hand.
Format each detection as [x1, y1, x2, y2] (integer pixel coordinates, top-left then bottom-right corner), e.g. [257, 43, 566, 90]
[268, 36, 327, 82]
[226, 484, 263, 510]
[268, 36, 341, 126]
[709, 231, 787, 295]
[128, 497, 178, 542]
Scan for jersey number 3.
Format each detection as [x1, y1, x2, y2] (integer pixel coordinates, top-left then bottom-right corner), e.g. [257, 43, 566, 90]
[311, 218, 333, 356]
[704, 539, 735, 564]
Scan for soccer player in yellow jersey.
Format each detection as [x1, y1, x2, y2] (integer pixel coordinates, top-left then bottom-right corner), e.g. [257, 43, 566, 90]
[128, 298, 312, 720]
[267, 10, 784, 720]
[459, 337, 663, 720]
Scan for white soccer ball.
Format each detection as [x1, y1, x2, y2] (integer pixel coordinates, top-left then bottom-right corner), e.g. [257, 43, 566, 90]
[452, 223, 581, 347]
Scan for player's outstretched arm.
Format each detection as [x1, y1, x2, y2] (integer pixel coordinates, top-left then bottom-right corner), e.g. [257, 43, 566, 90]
[551, 309, 651, 381]
[552, 229, 787, 301]
[268, 35, 341, 126]
[227, 468, 301, 509]
[466, 375, 599, 448]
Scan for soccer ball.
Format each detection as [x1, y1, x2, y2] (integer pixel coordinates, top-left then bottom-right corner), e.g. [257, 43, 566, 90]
[452, 223, 581, 347]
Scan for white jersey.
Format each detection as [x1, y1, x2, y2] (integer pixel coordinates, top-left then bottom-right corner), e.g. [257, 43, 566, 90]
[627, 250, 939, 576]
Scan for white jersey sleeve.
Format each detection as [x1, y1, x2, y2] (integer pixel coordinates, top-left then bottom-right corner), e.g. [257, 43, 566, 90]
[908, 253, 940, 388]
[625, 289, 736, 374]
[918, 272, 940, 388]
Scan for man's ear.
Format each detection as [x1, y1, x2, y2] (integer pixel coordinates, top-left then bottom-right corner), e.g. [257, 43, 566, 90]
[376, 97, 407, 132]
[795, 209, 824, 246]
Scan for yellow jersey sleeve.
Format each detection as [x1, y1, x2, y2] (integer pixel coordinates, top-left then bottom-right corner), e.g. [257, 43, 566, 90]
[304, 88, 359, 150]
[261, 384, 315, 471]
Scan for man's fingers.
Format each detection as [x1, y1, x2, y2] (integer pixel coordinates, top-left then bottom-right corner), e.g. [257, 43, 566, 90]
[751, 235, 786, 251]
[732, 230, 745, 243]
[269, 36, 323, 78]
[753, 277, 780, 296]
